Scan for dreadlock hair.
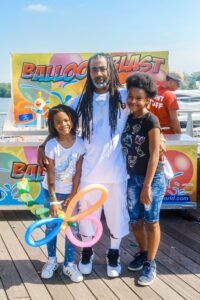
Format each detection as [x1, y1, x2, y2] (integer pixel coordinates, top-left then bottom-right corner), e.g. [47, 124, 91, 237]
[47, 104, 78, 137]
[76, 53, 122, 141]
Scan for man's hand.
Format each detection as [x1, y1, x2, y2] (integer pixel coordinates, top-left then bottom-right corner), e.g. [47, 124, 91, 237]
[37, 146, 49, 171]
[63, 194, 75, 207]
[159, 138, 166, 160]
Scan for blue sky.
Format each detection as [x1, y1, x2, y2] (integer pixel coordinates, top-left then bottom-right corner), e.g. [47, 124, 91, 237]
[0, 0, 200, 82]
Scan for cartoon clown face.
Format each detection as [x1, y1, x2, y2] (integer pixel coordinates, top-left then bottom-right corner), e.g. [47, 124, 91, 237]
[34, 91, 46, 112]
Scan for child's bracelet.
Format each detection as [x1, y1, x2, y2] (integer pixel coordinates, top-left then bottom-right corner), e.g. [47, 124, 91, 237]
[49, 191, 56, 198]
[50, 201, 63, 206]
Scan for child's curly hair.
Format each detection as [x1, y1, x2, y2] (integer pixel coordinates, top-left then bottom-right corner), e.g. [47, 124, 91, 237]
[126, 73, 157, 98]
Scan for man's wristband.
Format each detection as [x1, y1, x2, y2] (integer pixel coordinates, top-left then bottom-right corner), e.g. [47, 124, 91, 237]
[38, 144, 45, 149]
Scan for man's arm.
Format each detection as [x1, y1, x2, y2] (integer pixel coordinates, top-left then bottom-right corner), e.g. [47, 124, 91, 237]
[169, 110, 181, 133]
[37, 135, 52, 170]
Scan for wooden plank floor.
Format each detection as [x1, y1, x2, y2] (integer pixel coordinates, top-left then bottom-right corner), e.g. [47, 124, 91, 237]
[0, 209, 200, 300]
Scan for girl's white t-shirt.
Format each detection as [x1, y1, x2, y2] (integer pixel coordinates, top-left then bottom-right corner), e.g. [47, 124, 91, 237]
[42, 136, 85, 194]
[70, 88, 129, 183]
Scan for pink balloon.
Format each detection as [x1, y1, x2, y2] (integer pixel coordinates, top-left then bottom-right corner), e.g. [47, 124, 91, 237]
[24, 147, 38, 164]
[49, 53, 84, 88]
[65, 215, 103, 248]
[50, 53, 83, 72]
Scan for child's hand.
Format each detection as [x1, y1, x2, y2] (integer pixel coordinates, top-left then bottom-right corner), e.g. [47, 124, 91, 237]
[50, 204, 61, 217]
[63, 194, 75, 207]
[140, 186, 152, 205]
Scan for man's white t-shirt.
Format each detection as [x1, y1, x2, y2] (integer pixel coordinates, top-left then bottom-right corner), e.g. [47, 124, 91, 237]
[42, 136, 85, 194]
[69, 89, 129, 183]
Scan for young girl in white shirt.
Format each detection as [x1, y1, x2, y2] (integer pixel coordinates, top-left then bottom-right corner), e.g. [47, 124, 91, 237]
[41, 104, 85, 282]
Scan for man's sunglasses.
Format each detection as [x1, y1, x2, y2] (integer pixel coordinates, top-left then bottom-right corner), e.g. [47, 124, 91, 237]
[167, 76, 181, 87]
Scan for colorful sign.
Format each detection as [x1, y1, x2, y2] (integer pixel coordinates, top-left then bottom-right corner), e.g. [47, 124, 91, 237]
[12, 52, 168, 127]
[0, 142, 197, 206]
[0, 147, 43, 205]
[163, 144, 197, 206]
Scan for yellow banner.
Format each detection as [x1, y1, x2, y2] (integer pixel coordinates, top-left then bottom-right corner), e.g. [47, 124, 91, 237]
[12, 51, 168, 126]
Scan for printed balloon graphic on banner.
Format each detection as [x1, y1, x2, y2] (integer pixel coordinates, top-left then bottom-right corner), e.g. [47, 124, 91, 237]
[0, 150, 41, 204]
[24, 147, 38, 164]
[48, 53, 86, 105]
[165, 150, 193, 196]
[49, 53, 83, 81]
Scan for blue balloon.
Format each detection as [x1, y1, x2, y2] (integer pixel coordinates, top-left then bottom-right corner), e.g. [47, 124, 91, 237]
[25, 218, 63, 247]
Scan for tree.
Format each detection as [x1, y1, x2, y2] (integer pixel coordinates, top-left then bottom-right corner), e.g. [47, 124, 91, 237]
[0, 83, 11, 97]
[181, 73, 200, 90]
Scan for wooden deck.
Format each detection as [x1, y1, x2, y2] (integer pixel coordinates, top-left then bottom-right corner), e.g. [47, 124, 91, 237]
[0, 209, 200, 300]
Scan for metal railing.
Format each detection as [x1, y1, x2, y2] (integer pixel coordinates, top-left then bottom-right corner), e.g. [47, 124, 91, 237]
[1, 108, 200, 137]
[177, 95, 200, 137]
[179, 109, 200, 137]
[0, 112, 8, 134]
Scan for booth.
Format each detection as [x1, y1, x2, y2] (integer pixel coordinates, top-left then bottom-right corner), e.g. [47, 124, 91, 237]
[0, 51, 197, 208]
[0, 133, 197, 208]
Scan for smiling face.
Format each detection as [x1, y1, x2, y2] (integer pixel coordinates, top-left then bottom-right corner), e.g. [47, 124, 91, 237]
[34, 98, 45, 109]
[53, 111, 73, 137]
[89, 56, 110, 93]
[127, 87, 149, 117]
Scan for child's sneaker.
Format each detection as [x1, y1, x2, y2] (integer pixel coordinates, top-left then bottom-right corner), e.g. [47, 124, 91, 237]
[41, 259, 58, 279]
[138, 260, 156, 286]
[128, 251, 148, 271]
[63, 264, 83, 282]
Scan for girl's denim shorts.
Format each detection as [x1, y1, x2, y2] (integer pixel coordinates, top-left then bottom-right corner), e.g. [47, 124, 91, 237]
[127, 172, 166, 223]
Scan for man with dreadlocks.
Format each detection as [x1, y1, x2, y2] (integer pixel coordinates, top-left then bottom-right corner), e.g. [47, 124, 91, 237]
[38, 53, 130, 278]
[69, 53, 130, 278]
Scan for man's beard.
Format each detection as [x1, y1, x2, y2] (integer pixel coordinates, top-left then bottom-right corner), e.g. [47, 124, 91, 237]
[92, 78, 109, 90]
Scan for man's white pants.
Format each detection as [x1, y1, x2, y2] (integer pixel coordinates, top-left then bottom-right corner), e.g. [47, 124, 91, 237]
[78, 181, 130, 239]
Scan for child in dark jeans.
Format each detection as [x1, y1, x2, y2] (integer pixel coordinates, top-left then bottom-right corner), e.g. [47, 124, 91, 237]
[41, 104, 85, 282]
[121, 73, 166, 286]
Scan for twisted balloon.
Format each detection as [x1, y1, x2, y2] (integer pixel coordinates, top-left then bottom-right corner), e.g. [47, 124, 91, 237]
[18, 178, 108, 248]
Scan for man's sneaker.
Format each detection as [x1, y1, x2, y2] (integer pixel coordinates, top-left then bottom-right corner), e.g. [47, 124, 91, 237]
[63, 264, 83, 282]
[106, 249, 121, 278]
[78, 247, 94, 275]
[128, 251, 148, 271]
[138, 260, 157, 286]
[41, 259, 58, 279]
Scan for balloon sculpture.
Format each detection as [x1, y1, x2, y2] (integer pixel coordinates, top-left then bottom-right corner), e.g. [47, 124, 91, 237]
[17, 178, 108, 248]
